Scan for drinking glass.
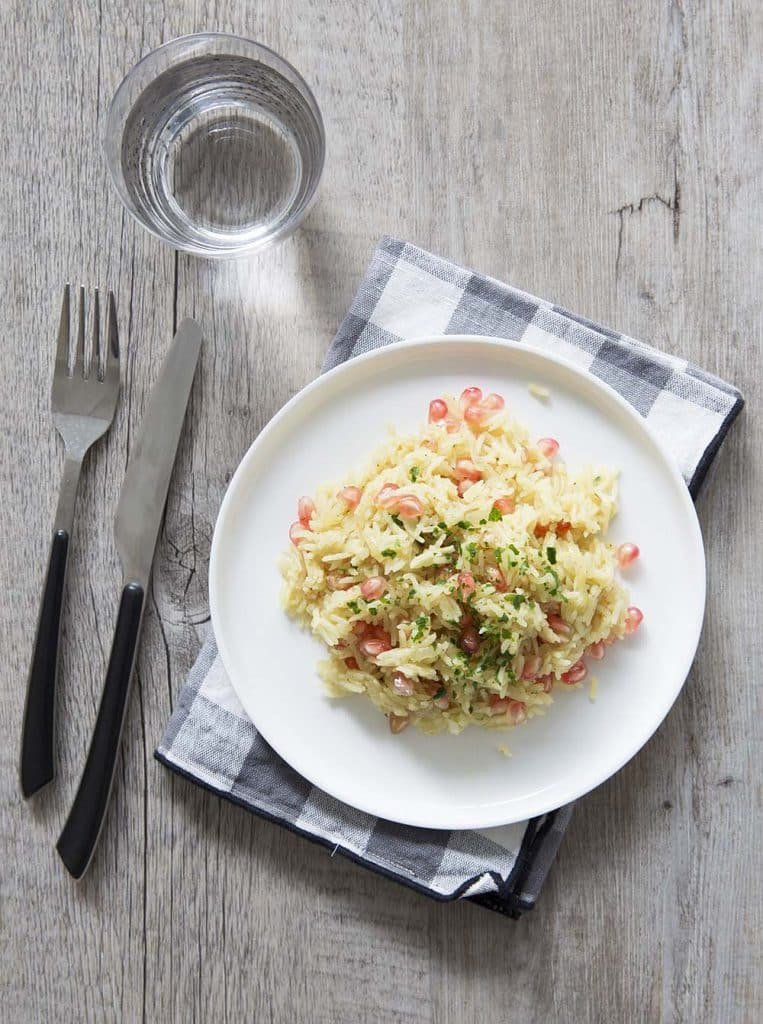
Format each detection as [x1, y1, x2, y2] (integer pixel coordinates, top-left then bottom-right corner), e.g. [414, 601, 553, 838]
[103, 33, 325, 258]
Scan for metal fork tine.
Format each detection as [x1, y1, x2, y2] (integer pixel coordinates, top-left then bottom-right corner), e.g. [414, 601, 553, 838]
[92, 289, 101, 381]
[76, 286, 86, 378]
[55, 284, 71, 374]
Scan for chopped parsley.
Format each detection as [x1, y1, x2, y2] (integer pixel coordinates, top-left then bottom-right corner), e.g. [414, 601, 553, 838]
[409, 466, 420, 482]
[390, 513, 404, 528]
[465, 542, 478, 561]
[412, 615, 428, 642]
[508, 544, 520, 555]
[438, 521, 447, 531]
[433, 686, 447, 699]
[547, 546, 557, 565]
[479, 518, 487, 526]
[544, 568, 560, 595]
[381, 548, 397, 558]
[369, 607, 378, 616]
[456, 520, 472, 531]
[488, 507, 503, 522]
[346, 600, 361, 614]
[510, 593, 526, 609]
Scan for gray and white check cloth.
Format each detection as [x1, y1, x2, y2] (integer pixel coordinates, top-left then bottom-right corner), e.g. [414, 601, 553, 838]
[156, 236, 743, 917]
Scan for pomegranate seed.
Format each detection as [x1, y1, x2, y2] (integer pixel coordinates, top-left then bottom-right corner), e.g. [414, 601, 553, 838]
[485, 565, 507, 592]
[454, 458, 483, 482]
[537, 437, 559, 458]
[444, 414, 461, 434]
[481, 393, 505, 411]
[428, 398, 449, 423]
[625, 606, 643, 635]
[326, 573, 356, 591]
[547, 613, 572, 638]
[359, 635, 393, 658]
[537, 674, 554, 693]
[344, 657, 359, 670]
[488, 696, 526, 723]
[392, 671, 415, 696]
[397, 495, 424, 518]
[534, 523, 549, 538]
[376, 483, 401, 508]
[389, 714, 410, 734]
[289, 521, 304, 545]
[459, 621, 480, 654]
[493, 496, 515, 515]
[338, 485, 362, 510]
[459, 386, 483, 411]
[508, 699, 528, 724]
[434, 694, 450, 709]
[298, 496, 316, 528]
[586, 641, 606, 660]
[420, 680, 441, 697]
[458, 571, 476, 597]
[360, 576, 387, 601]
[521, 654, 542, 680]
[562, 660, 587, 685]
[352, 620, 371, 636]
[464, 403, 489, 427]
[617, 542, 640, 569]
[556, 521, 572, 535]
[457, 479, 473, 497]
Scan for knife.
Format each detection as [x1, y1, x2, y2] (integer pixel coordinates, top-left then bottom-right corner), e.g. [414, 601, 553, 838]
[56, 318, 203, 879]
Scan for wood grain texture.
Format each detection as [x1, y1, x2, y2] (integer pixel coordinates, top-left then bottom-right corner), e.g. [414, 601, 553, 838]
[1, 1, 760, 1021]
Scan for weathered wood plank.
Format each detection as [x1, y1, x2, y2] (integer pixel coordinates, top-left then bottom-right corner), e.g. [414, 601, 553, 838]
[0, 0, 759, 1022]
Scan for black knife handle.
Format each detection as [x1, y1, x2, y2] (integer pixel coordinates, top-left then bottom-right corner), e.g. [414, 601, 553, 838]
[19, 529, 70, 798]
[56, 582, 145, 880]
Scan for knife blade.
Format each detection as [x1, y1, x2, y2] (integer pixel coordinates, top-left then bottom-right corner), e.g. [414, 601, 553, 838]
[114, 318, 203, 586]
[56, 319, 202, 879]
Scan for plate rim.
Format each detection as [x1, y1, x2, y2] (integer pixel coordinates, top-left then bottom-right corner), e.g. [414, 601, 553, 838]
[209, 335, 706, 828]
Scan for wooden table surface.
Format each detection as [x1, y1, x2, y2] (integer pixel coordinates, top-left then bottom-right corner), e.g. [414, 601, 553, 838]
[1, 2, 760, 1021]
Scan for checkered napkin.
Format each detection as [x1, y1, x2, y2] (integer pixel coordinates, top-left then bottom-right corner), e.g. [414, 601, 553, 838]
[156, 236, 743, 917]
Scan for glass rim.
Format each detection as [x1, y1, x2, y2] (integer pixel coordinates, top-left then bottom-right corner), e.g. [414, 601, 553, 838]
[103, 32, 326, 259]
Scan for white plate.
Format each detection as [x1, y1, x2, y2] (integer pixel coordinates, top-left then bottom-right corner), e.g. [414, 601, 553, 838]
[210, 337, 705, 829]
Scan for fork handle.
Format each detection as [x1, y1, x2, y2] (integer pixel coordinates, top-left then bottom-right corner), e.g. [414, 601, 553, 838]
[57, 582, 145, 879]
[19, 528, 71, 797]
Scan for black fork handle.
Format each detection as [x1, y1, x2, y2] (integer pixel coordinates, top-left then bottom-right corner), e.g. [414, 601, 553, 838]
[19, 529, 70, 798]
[56, 582, 145, 880]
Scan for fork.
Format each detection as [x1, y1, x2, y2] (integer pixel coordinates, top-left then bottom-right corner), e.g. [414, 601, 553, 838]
[19, 285, 120, 798]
